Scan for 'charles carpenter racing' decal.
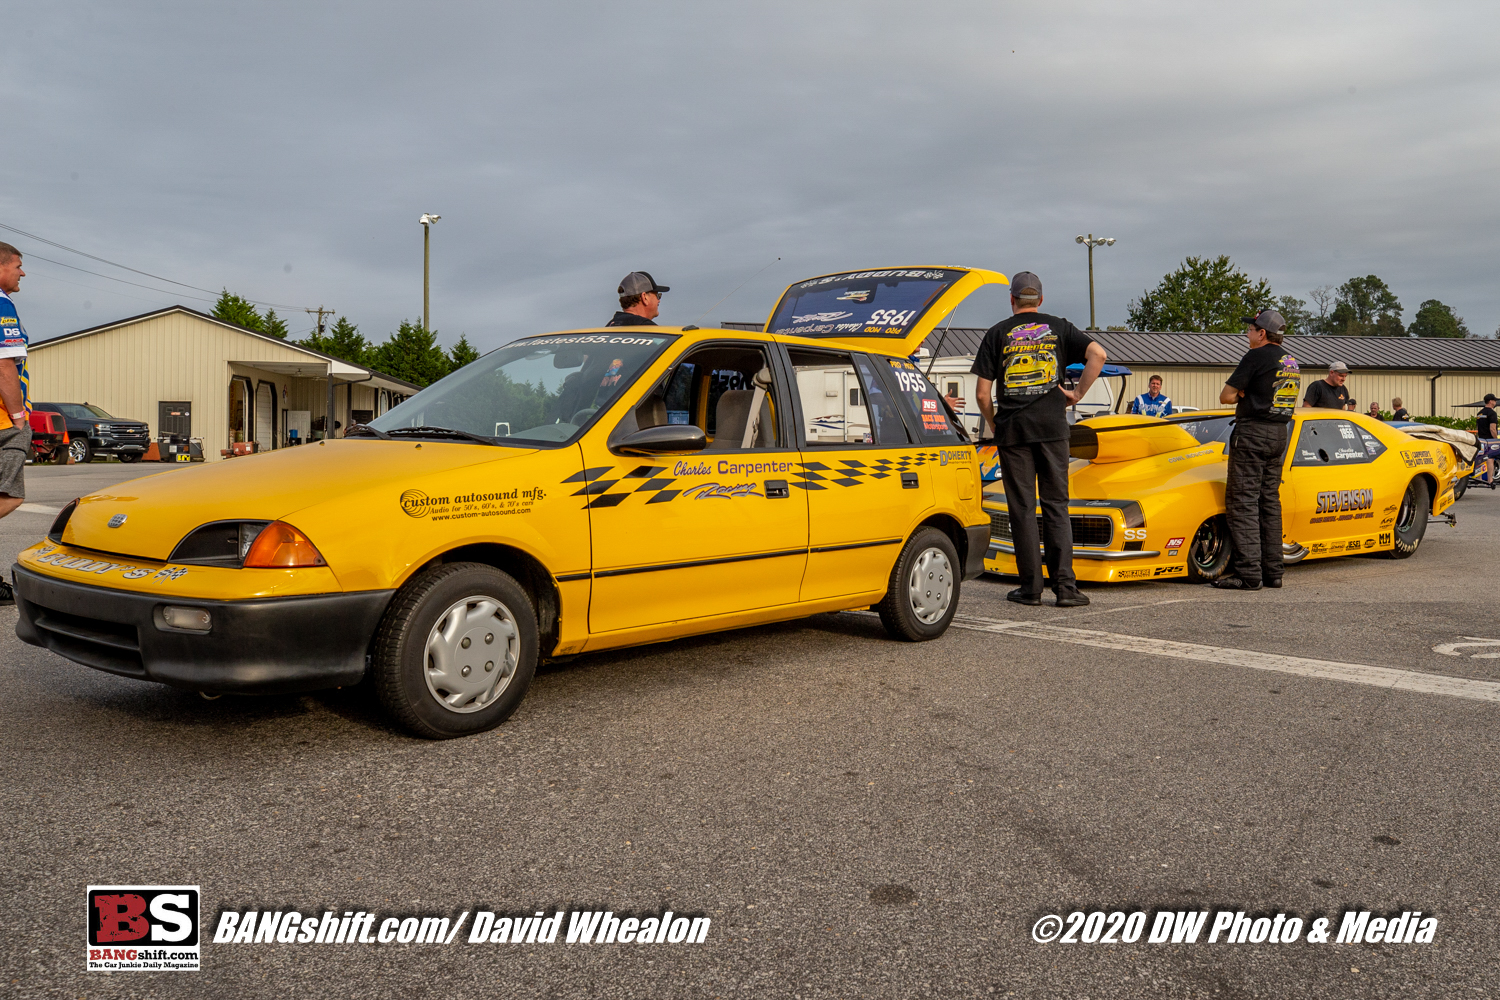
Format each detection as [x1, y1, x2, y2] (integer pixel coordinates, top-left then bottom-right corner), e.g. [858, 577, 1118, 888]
[400, 486, 547, 521]
[565, 453, 945, 508]
[29, 545, 189, 582]
[1309, 487, 1375, 523]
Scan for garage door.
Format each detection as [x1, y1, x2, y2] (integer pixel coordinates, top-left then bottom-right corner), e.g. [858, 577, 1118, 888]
[255, 382, 275, 449]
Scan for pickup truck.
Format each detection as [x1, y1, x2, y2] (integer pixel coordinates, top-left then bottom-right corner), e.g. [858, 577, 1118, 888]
[31, 402, 150, 464]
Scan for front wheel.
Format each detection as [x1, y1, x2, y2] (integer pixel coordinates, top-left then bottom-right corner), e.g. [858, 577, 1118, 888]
[1186, 515, 1232, 582]
[1382, 477, 1430, 559]
[119, 451, 142, 463]
[877, 527, 960, 641]
[69, 438, 93, 464]
[372, 562, 538, 739]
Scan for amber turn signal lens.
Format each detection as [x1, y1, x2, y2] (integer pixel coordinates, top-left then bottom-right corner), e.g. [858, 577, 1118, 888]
[241, 521, 327, 568]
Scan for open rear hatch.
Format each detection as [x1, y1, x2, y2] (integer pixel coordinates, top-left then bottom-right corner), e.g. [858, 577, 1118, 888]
[763, 266, 1009, 357]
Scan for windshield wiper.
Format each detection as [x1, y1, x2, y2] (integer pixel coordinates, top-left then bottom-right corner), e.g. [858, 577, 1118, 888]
[385, 425, 501, 445]
[344, 424, 390, 439]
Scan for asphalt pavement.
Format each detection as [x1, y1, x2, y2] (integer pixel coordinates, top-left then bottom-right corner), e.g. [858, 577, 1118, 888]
[4, 463, 1498, 998]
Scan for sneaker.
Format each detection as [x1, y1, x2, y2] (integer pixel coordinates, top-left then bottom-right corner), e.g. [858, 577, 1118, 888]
[1212, 576, 1262, 591]
[1007, 588, 1042, 606]
[1054, 590, 1090, 608]
[1263, 577, 1283, 589]
[0, 578, 14, 607]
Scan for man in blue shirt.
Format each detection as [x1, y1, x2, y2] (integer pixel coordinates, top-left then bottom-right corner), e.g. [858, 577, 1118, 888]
[1128, 375, 1173, 417]
[0, 241, 30, 605]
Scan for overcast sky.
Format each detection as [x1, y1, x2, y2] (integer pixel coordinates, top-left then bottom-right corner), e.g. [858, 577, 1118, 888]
[4, 1, 1498, 352]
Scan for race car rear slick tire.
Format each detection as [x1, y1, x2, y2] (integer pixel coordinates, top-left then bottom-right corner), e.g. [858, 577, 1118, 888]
[1186, 515, 1231, 582]
[373, 562, 538, 739]
[1383, 477, 1429, 559]
[1452, 472, 1469, 502]
[877, 527, 960, 642]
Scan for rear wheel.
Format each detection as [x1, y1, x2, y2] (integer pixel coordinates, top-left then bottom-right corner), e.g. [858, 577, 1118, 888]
[1383, 477, 1429, 559]
[373, 562, 538, 739]
[1452, 468, 1469, 501]
[877, 527, 960, 641]
[69, 438, 93, 464]
[1186, 515, 1231, 582]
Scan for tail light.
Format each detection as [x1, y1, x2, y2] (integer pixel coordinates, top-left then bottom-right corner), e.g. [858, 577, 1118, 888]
[241, 521, 328, 568]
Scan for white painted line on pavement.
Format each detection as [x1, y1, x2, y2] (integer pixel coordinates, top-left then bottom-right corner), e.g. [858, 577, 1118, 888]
[847, 611, 1500, 704]
[16, 503, 60, 515]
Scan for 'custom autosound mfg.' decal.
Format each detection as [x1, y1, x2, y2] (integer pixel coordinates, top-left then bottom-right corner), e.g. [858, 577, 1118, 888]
[400, 486, 547, 521]
[1309, 488, 1376, 524]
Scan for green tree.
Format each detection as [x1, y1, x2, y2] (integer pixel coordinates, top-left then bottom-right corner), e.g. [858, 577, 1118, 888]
[212, 289, 264, 331]
[1126, 255, 1274, 332]
[369, 321, 451, 387]
[1407, 299, 1470, 339]
[1275, 295, 1313, 337]
[261, 307, 289, 339]
[302, 315, 371, 365]
[448, 334, 481, 370]
[1329, 275, 1403, 336]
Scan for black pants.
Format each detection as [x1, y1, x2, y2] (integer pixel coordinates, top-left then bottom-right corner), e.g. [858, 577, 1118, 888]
[1225, 420, 1288, 584]
[998, 437, 1075, 594]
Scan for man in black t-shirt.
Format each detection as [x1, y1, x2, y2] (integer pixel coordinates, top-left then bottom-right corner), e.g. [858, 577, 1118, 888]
[1215, 308, 1301, 591]
[1477, 394, 1498, 484]
[1391, 398, 1409, 422]
[1303, 363, 1350, 409]
[972, 271, 1107, 608]
[606, 271, 668, 327]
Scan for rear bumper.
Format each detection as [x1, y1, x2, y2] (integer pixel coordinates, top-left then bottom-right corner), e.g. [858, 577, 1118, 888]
[12, 564, 392, 694]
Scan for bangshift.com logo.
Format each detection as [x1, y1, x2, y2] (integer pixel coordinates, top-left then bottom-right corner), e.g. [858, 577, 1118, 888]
[86, 886, 201, 971]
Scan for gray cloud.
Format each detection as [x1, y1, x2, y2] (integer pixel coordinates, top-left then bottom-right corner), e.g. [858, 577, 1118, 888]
[4, 1, 1497, 348]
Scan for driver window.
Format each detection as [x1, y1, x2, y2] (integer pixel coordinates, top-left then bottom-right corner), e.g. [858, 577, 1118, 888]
[626, 343, 783, 452]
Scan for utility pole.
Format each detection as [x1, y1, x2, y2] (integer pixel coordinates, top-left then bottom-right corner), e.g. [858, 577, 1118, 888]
[419, 214, 441, 331]
[1074, 234, 1116, 330]
[306, 306, 337, 440]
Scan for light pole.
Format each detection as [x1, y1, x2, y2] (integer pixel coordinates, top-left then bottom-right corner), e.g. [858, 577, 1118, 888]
[419, 214, 441, 331]
[1074, 233, 1115, 330]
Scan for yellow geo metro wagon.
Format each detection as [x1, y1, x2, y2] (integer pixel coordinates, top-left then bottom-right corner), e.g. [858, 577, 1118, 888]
[13, 267, 999, 738]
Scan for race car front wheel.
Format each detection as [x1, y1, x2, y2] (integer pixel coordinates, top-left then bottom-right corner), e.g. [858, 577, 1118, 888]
[1383, 478, 1430, 559]
[1186, 515, 1231, 582]
[877, 527, 960, 641]
[373, 562, 538, 739]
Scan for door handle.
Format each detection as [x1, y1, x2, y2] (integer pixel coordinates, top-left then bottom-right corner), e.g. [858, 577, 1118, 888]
[901, 472, 919, 489]
[765, 479, 789, 499]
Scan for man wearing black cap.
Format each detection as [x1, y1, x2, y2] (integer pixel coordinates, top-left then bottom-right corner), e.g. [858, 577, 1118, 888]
[1215, 308, 1301, 591]
[1476, 393, 1498, 483]
[607, 271, 669, 326]
[972, 271, 1107, 608]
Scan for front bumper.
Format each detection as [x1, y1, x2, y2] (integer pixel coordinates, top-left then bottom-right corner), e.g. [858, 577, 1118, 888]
[12, 564, 392, 694]
[90, 435, 148, 456]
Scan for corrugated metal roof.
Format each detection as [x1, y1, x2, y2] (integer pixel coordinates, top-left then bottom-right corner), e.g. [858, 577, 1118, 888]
[717, 321, 1500, 371]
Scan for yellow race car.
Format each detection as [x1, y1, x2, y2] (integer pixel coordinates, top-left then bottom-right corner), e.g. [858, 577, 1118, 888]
[13, 267, 999, 738]
[982, 409, 1461, 584]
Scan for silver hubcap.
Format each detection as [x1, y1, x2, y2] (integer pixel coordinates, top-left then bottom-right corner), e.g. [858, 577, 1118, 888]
[906, 546, 953, 625]
[423, 595, 519, 714]
[69, 439, 87, 463]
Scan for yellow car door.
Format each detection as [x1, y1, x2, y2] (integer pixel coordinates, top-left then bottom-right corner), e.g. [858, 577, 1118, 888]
[1284, 414, 1386, 556]
[579, 336, 809, 633]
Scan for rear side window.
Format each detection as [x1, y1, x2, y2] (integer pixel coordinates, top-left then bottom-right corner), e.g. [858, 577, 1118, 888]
[787, 348, 908, 446]
[1292, 419, 1376, 466]
[883, 358, 963, 444]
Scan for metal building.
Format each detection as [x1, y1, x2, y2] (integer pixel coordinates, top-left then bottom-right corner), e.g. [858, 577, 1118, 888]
[26, 306, 418, 461]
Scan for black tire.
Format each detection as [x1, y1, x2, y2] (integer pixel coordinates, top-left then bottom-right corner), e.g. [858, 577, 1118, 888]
[119, 452, 142, 463]
[1452, 469, 1469, 502]
[1383, 477, 1429, 559]
[1186, 515, 1232, 582]
[876, 527, 961, 641]
[372, 562, 538, 739]
[69, 438, 93, 464]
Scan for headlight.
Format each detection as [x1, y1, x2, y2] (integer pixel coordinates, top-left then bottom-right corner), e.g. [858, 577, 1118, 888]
[92, 422, 104, 432]
[242, 522, 328, 568]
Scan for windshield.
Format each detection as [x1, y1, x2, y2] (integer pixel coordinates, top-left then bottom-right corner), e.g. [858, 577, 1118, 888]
[49, 403, 114, 419]
[367, 332, 676, 444]
[767, 269, 963, 340]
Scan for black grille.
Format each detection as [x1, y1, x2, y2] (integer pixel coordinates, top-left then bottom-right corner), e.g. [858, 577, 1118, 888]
[989, 511, 1114, 547]
[31, 606, 144, 676]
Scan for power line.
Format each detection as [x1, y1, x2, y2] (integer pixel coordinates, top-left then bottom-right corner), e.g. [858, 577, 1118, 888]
[23, 252, 219, 303]
[0, 220, 311, 310]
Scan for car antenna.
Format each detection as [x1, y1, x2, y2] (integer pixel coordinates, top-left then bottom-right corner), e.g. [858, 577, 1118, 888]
[690, 256, 781, 327]
[925, 310, 957, 379]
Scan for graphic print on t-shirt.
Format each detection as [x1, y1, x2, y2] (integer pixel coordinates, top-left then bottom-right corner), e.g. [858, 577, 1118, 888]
[1271, 353, 1302, 416]
[1001, 323, 1059, 397]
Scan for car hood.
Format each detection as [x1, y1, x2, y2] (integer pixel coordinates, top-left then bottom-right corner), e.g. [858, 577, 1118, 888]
[61, 439, 535, 560]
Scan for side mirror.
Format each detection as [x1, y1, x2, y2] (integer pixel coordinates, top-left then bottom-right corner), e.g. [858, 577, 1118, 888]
[616, 425, 708, 455]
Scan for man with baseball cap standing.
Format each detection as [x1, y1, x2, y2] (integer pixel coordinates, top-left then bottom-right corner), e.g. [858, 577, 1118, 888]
[1476, 393, 1498, 485]
[1214, 308, 1301, 591]
[607, 271, 669, 327]
[972, 270, 1107, 608]
[0, 242, 31, 606]
[1303, 362, 1351, 410]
